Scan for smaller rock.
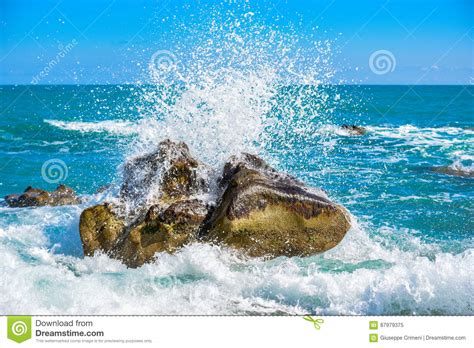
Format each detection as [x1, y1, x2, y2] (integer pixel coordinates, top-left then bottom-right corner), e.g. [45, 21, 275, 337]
[5, 184, 81, 207]
[432, 166, 473, 178]
[341, 124, 367, 135]
[95, 184, 111, 194]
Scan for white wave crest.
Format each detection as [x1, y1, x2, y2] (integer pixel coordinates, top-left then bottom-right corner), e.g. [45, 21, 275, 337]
[44, 119, 138, 135]
[367, 124, 473, 147]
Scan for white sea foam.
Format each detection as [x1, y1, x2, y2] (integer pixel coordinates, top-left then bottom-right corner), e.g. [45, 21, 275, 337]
[44, 119, 138, 135]
[0, 210, 472, 315]
[367, 125, 473, 148]
[447, 159, 474, 174]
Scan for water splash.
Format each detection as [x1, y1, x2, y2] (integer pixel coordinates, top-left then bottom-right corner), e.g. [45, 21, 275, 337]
[130, 4, 343, 168]
[1, 213, 472, 315]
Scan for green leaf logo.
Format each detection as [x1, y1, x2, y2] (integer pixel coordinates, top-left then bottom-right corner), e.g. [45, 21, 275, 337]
[303, 315, 324, 330]
[7, 316, 32, 343]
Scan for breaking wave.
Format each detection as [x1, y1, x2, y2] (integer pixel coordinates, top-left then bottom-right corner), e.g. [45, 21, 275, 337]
[44, 119, 139, 135]
[0, 212, 472, 315]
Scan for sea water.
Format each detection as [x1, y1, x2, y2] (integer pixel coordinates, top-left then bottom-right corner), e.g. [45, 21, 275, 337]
[0, 10, 472, 315]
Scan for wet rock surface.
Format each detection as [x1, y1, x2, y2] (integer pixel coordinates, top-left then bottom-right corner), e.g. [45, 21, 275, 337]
[117, 199, 209, 267]
[79, 203, 124, 256]
[5, 184, 81, 207]
[200, 153, 351, 257]
[341, 124, 367, 135]
[120, 139, 210, 207]
[432, 166, 473, 178]
[80, 140, 213, 267]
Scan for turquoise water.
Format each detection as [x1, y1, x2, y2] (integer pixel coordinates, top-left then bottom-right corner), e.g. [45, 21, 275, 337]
[0, 85, 472, 315]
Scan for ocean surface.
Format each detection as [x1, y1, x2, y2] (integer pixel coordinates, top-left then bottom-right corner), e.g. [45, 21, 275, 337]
[0, 84, 472, 315]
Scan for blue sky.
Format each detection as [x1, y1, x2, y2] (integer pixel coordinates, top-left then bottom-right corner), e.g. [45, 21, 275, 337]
[0, 0, 472, 84]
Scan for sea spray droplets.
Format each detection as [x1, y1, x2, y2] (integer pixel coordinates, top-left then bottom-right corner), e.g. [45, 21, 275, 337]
[133, 7, 342, 167]
[148, 50, 179, 83]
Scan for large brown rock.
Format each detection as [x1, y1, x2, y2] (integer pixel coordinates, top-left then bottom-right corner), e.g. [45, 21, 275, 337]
[5, 184, 80, 208]
[200, 153, 351, 257]
[79, 140, 211, 267]
[120, 139, 210, 209]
